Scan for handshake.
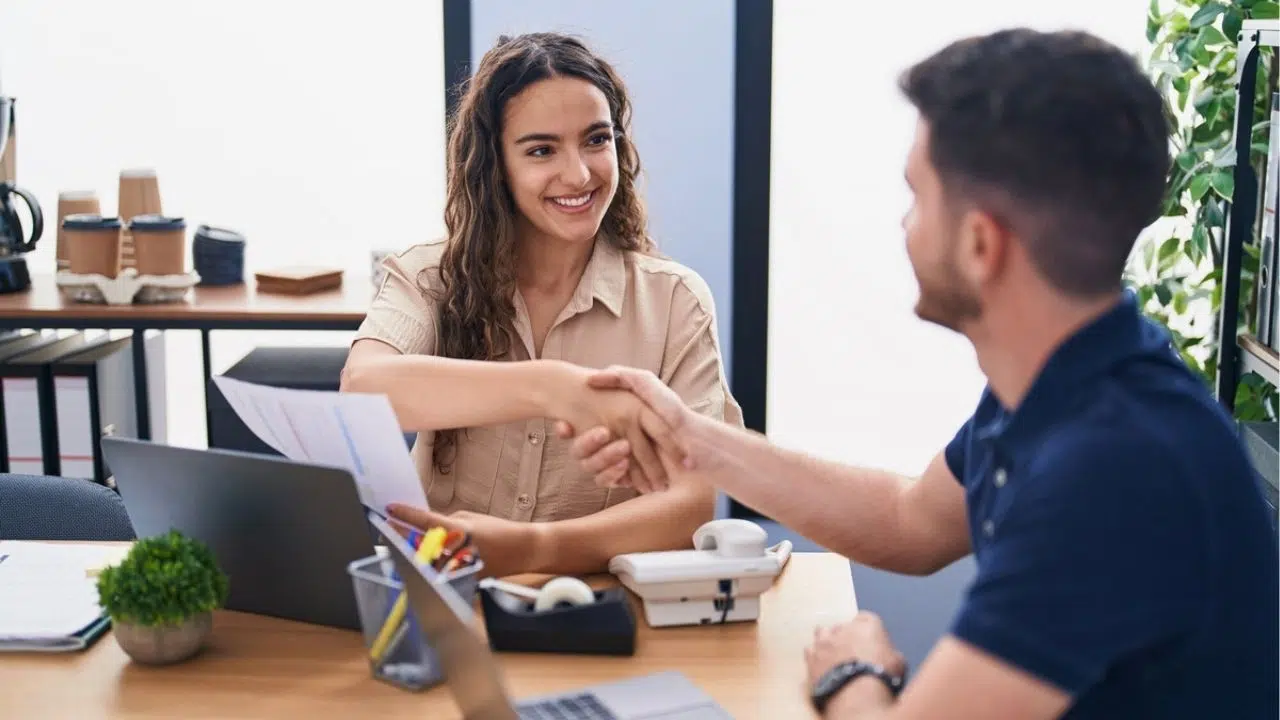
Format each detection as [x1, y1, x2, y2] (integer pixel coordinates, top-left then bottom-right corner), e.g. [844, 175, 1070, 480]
[547, 365, 715, 494]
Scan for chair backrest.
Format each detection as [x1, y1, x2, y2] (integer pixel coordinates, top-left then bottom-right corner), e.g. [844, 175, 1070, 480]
[0, 474, 136, 541]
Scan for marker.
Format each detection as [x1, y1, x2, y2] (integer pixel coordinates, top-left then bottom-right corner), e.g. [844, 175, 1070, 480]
[369, 527, 447, 661]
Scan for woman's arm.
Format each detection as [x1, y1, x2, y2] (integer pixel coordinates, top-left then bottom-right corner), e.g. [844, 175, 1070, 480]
[342, 338, 559, 431]
[343, 339, 669, 488]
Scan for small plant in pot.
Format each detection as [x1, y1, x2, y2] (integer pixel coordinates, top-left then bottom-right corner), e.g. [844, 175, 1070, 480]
[95, 529, 229, 665]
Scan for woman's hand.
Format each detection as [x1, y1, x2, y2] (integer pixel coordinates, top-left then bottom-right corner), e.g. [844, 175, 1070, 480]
[555, 366, 708, 491]
[541, 362, 673, 493]
[386, 504, 543, 579]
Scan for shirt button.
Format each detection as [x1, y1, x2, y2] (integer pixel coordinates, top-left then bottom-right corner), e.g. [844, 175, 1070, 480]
[516, 494, 532, 508]
[527, 432, 541, 445]
[982, 520, 995, 537]
[993, 468, 1008, 488]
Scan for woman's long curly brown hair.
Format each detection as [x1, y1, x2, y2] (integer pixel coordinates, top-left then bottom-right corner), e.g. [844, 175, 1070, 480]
[430, 32, 654, 474]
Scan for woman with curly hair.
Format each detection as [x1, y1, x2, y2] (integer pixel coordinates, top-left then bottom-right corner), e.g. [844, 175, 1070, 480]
[341, 32, 742, 577]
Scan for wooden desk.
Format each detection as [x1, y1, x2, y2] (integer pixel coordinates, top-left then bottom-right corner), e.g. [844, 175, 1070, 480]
[0, 273, 371, 329]
[0, 273, 372, 444]
[0, 552, 856, 719]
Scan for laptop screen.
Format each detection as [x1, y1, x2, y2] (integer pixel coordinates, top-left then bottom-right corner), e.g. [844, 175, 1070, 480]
[369, 514, 518, 719]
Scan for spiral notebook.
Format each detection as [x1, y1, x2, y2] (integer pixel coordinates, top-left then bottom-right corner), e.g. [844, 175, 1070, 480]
[0, 542, 128, 652]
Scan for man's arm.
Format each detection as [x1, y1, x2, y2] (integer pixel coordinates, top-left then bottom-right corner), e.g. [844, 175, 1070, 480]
[823, 636, 1071, 720]
[683, 420, 969, 575]
[567, 367, 971, 575]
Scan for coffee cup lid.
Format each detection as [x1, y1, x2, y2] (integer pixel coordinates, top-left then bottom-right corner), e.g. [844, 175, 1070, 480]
[129, 214, 186, 231]
[62, 213, 122, 230]
[195, 225, 246, 244]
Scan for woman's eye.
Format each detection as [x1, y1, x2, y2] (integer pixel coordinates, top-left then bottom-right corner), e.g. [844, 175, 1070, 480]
[528, 146, 551, 157]
[588, 133, 613, 147]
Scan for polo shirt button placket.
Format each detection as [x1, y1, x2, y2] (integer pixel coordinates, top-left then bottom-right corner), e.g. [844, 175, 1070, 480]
[993, 468, 1007, 488]
[982, 519, 995, 538]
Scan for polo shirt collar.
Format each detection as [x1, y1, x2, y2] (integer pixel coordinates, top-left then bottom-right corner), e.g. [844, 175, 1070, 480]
[977, 290, 1173, 444]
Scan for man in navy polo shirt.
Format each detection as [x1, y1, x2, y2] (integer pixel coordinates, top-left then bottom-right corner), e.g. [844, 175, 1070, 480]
[559, 28, 1279, 719]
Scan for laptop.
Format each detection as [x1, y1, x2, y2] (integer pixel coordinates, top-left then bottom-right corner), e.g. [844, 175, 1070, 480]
[370, 513, 733, 720]
[101, 436, 376, 630]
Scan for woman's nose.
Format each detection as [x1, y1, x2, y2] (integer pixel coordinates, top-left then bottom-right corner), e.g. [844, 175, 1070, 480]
[560, 151, 590, 188]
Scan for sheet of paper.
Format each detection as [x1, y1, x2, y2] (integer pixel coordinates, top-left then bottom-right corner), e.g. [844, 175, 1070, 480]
[0, 542, 129, 643]
[211, 376, 427, 514]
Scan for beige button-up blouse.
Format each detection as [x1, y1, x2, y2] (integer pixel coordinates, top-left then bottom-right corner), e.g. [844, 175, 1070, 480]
[354, 238, 744, 522]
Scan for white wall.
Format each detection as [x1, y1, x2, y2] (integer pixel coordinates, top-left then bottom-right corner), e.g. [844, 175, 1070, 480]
[768, 1, 1150, 475]
[0, 1, 446, 448]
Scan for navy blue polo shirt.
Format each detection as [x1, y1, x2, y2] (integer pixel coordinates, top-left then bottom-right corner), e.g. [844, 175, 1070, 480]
[945, 293, 1278, 718]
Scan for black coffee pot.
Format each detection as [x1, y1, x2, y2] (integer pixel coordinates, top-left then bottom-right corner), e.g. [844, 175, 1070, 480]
[0, 96, 42, 293]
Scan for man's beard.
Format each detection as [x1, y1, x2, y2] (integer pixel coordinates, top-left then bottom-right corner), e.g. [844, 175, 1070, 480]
[913, 261, 982, 332]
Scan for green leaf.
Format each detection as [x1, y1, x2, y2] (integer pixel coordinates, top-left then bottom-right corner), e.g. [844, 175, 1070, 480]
[1223, 8, 1244, 39]
[1159, 235, 1182, 260]
[1155, 282, 1174, 305]
[1190, 2, 1228, 27]
[1211, 169, 1235, 199]
[1190, 173, 1213, 200]
[1148, 0, 1164, 41]
[1204, 196, 1226, 227]
[1212, 146, 1237, 167]
[1200, 25, 1231, 46]
[1251, 1, 1279, 19]
[1190, 224, 1210, 263]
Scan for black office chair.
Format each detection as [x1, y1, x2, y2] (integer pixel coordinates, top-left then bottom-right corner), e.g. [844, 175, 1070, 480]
[0, 473, 136, 541]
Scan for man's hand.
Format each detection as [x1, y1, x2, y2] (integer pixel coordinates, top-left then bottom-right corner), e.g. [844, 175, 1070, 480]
[543, 363, 675, 493]
[806, 612, 907, 716]
[385, 503, 545, 579]
[554, 366, 719, 491]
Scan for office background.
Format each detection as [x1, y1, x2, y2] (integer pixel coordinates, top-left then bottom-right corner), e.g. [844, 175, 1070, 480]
[0, 0, 1148, 668]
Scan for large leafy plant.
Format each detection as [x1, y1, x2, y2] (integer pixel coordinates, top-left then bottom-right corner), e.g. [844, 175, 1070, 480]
[96, 530, 229, 627]
[1129, 0, 1277, 420]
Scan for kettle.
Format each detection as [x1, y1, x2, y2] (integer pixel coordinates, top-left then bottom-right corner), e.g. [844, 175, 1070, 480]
[0, 96, 42, 293]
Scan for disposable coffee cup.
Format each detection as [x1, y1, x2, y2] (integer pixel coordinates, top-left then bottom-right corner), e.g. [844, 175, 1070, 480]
[129, 214, 187, 276]
[55, 191, 102, 270]
[63, 214, 123, 278]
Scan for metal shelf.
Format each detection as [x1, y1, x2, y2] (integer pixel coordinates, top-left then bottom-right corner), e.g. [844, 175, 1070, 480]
[1240, 421, 1279, 514]
[1238, 334, 1280, 387]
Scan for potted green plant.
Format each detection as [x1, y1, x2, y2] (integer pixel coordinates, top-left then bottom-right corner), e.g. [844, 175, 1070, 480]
[95, 529, 229, 665]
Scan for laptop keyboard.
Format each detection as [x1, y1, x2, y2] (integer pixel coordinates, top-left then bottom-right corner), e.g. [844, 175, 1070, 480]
[517, 693, 619, 720]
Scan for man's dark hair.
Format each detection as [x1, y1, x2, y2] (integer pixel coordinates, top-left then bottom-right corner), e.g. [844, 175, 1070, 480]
[900, 29, 1170, 297]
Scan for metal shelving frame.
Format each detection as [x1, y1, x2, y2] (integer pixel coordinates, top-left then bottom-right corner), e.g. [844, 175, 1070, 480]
[1215, 20, 1279, 512]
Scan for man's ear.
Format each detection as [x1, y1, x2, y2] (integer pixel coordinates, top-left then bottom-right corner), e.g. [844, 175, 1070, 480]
[958, 208, 1011, 288]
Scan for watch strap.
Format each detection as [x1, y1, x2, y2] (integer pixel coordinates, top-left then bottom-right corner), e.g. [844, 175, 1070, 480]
[811, 660, 905, 712]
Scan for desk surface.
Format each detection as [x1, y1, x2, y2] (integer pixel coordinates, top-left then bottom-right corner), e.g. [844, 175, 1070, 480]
[0, 273, 371, 327]
[0, 551, 855, 720]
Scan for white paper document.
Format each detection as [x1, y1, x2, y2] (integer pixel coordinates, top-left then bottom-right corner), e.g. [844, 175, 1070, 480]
[212, 376, 428, 515]
[0, 542, 130, 650]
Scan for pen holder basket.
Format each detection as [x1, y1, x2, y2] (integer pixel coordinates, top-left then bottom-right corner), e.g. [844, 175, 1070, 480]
[347, 552, 483, 692]
[480, 585, 637, 656]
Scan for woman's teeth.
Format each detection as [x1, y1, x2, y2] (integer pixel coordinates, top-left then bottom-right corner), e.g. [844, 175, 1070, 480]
[552, 192, 592, 208]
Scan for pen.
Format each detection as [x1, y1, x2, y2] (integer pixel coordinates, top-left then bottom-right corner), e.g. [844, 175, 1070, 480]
[369, 527, 447, 661]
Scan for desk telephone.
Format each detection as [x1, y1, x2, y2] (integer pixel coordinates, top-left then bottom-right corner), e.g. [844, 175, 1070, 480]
[609, 519, 793, 627]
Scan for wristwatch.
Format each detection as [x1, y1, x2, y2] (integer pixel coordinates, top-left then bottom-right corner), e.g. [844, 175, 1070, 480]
[810, 660, 906, 713]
